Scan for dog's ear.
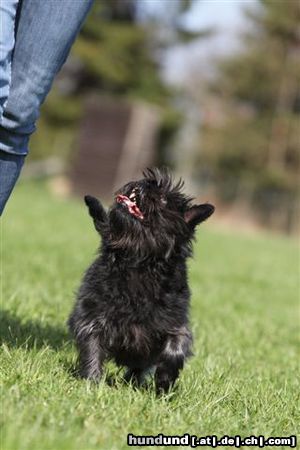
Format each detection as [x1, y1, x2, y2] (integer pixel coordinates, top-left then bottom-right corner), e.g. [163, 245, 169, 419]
[84, 195, 108, 235]
[184, 203, 215, 228]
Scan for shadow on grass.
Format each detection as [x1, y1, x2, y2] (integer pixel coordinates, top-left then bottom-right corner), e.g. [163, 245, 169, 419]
[0, 309, 70, 350]
[1, 310, 180, 398]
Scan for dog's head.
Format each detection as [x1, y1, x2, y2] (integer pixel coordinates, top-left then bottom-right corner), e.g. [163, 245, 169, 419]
[85, 168, 215, 259]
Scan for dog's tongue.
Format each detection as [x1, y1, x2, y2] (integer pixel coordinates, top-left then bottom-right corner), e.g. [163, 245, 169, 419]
[116, 195, 144, 220]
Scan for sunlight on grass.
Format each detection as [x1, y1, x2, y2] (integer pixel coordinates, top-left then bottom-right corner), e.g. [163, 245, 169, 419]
[1, 181, 299, 450]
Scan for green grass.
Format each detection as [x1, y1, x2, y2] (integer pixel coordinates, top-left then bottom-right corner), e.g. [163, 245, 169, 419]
[1, 181, 299, 450]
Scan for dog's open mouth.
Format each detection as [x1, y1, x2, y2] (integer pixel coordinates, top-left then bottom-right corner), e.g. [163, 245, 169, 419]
[116, 192, 144, 220]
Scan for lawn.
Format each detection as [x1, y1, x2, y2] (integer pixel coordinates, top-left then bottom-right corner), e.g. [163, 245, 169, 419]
[1, 181, 299, 450]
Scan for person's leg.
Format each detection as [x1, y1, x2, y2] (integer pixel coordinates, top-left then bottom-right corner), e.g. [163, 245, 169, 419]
[0, 0, 19, 117]
[0, 151, 25, 214]
[0, 0, 20, 215]
[0, 0, 94, 214]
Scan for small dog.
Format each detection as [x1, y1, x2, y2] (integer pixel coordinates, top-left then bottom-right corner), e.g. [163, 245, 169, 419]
[68, 168, 214, 392]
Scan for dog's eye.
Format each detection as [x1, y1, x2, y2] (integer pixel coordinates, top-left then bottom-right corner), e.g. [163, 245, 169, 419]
[161, 196, 167, 205]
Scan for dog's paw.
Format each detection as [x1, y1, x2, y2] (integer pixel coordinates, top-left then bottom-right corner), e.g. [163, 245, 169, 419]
[80, 366, 102, 382]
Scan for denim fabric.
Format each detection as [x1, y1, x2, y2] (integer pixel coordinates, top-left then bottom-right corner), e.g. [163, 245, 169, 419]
[0, 0, 94, 214]
[0, 150, 25, 214]
[0, 0, 19, 118]
[0, 0, 94, 156]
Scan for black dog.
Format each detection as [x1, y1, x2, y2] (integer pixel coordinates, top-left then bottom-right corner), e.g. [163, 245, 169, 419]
[68, 168, 214, 392]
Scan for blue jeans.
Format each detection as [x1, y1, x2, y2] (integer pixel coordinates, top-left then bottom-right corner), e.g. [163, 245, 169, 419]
[0, 0, 94, 214]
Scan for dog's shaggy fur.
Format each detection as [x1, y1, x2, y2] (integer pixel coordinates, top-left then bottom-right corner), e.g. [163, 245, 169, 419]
[68, 168, 214, 392]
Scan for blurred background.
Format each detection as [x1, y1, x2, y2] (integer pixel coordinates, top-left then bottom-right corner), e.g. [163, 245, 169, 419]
[23, 0, 299, 235]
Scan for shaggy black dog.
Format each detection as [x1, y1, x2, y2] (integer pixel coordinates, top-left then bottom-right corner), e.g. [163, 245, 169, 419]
[68, 168, 214, 392]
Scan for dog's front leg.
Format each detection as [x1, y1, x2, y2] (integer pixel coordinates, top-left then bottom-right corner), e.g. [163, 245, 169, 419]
[77, 334, 105, 381]
[155, 354, 184, 393]
[155, 328, 192, 393]
[124, 368, 144, 385]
